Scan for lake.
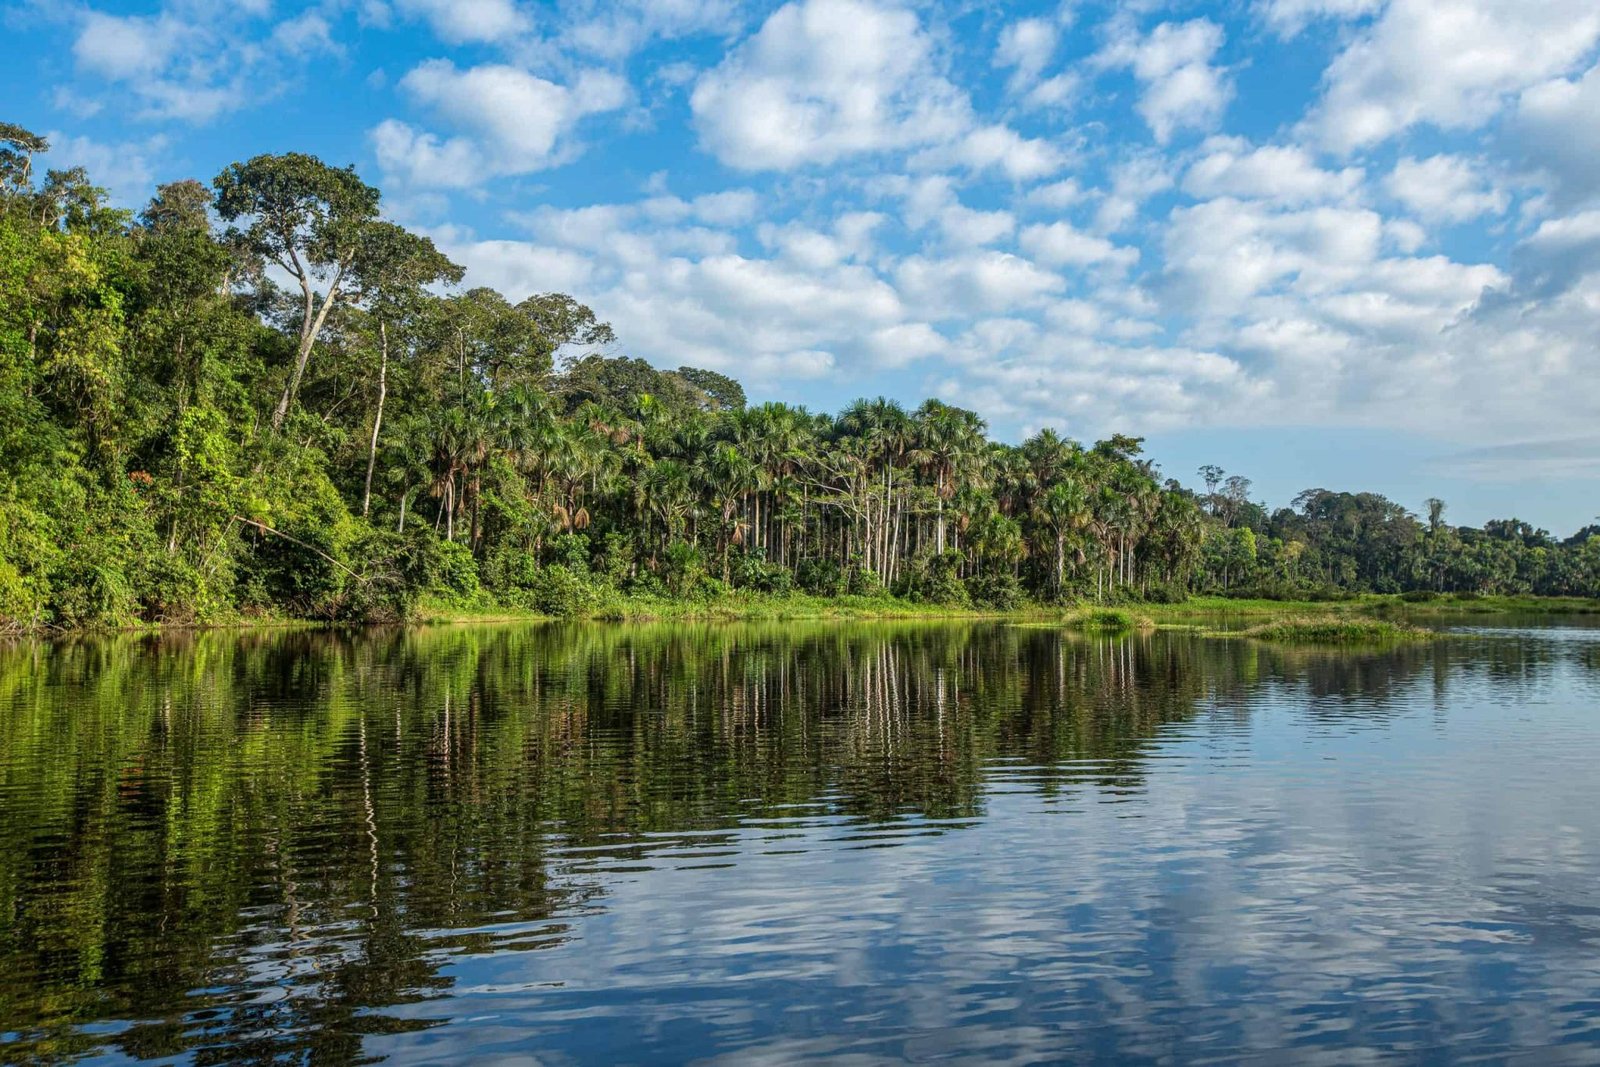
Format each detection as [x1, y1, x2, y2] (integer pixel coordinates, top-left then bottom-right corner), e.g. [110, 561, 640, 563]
[3, 620, 1599, 1064]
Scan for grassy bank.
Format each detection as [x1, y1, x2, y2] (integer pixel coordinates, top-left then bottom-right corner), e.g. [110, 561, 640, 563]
[1226, 616, 1434, 645]
[11, 590, 1599, 639]
[1143, 592, 1600, 622]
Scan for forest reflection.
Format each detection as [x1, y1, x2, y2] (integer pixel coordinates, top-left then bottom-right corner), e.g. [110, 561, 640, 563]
[0, 620, 1589, 1064]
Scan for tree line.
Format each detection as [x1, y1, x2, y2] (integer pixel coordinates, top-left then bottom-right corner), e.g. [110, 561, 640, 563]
[1, 124, 1596, 630]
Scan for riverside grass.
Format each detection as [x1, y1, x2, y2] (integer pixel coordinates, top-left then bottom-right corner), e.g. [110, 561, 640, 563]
[25, 589, 1596, 637]
[1233, 616, 1434, 645]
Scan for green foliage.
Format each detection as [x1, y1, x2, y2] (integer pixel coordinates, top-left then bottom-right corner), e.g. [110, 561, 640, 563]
[966, 570, 1025, 610]
[432, 539, 482, 604]
[0, 133, 1593, 634]
[732, 548, 794, 594]
[663, 540, 707, 598]
[900, 549, 970, 606]
[529, 564, 611, 616]
[1242, 617, 1430, 644]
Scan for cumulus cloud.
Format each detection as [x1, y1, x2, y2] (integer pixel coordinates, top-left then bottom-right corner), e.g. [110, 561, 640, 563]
[1384, 155, 1507, 223]
[1019, 222, 1140, 270]
[1513, 60, 1600, 208]
[996, 18, 1059, 92]
[393, 0, 531, 44]
[909, 125, 1067, 182]
[690, 0, 969, 170]
[373, 61, 629, 185]
[557, 0, 741, 60]
[74, 12, 184, 79]
[1260, 0, 1381, 38]
[1306, 0, 1600, 153]
[1098, 19, 1233, 144]
[1183, 137, 1363, 205]
[69, 3, 341, 121]
[42, 131, 169, 207]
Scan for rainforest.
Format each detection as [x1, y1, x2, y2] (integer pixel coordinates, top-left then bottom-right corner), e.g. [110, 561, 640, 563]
[2, 124, 1598, 634]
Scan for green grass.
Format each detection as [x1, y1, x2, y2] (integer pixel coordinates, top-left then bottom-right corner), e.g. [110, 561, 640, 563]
[28, 588, 1600, 638]
[1066, 607, 1155, 632]
[1145, 592, 1600, 622]
[582, 591, 1043, 621]
[1231, 616, 1434, 645]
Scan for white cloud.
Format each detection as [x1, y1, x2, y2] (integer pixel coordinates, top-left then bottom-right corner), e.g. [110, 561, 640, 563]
[1019, 222, 1140, 270]
[558, 0, 741, 60]
[1024, 73, 1081, 110]
[1307, 0, 1600, 153]
[374, 61, 629, 185]
[996, 18, 1058, 91]
[1098, 19, 1233, 144]
[1384, 155, 1507, 223]
[690, 0, 968, 170]
[272, 12, 341, 57]
[1513, 60, 1600, 208]
[1383, 218, 1429, 254]
[1260, 0, 1381, 38]
[895, 176, 1015, 247]
[73, 13, 183, 79]
[1183, 137, 1363, 205]
[42, 131, 169, 207]
[68, 4, 341, 121]
[895, 251, 1065, 317]
[1094, 152, 1174, 233]
[909, 124, 1067, 182]
[1164, 198, 1387, 312]
[394, 0, 531, 44]
[1026, 179, 1086, 209]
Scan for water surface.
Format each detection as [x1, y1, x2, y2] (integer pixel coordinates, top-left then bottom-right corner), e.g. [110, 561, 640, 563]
[3, 621, 1599, 1064]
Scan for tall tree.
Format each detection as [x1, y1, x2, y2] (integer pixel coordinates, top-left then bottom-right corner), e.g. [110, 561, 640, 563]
[212, 153, 381, 430]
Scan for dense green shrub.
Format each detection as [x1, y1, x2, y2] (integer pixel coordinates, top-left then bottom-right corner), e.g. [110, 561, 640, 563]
[529, 564, 608, 616]
[732, 549, 794, 594]
[966, 571, 1024, 610]
[900, 549, 969, 605]
[797, 558, 847, 596]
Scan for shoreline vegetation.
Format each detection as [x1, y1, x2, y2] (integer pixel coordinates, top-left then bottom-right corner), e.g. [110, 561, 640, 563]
[3, 130, 1599, 640]
[9, 593, 1596, 647]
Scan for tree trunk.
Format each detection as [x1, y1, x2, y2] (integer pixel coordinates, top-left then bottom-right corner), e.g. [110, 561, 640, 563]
[271, 266, 345, 431]
[362, 321, 388, 518]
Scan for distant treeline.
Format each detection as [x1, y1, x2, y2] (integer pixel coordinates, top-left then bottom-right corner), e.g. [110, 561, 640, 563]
[1, 123, 1596, 631]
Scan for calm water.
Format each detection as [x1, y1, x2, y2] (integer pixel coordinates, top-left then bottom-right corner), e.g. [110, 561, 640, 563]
[3, 621, 1600, 1065]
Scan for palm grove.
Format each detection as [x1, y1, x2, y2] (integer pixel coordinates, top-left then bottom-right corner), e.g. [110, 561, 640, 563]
[1, 125, 1597, 631]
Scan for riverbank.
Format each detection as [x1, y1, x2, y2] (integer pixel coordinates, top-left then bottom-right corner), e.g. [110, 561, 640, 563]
[8, 591, 1597, 639]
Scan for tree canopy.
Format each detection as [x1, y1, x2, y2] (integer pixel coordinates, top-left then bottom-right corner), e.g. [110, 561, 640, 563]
[0, 128, 1595, 631]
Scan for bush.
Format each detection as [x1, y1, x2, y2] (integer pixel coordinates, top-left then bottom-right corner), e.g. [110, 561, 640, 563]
[966, 570, 1024, 610]
[663, 540, 707, 598]
[137, 553, 226, 624]
[732, 548, 793, 594]
[432, 539, 482, 603]
[1142, 581, 1188, 604]
[479, 542, 539, 605]
[547, 532, 591, 572]
[49, 556, 136, 629]
[529, 564, 607, 616]
[899, 549, 969, 606]
[796, 557, 847, 596]
[594, 531, 635, 585]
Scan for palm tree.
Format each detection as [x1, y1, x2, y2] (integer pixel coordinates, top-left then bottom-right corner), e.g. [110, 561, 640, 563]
[912, 400, 985, 555]
[1032, 478, 1088, 598]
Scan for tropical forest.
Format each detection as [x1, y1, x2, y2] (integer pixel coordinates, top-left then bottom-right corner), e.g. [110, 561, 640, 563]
[2, 123, 1597, 634]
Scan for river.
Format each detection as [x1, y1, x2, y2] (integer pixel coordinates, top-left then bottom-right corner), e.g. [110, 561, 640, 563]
[2, 620, 1598, 1064]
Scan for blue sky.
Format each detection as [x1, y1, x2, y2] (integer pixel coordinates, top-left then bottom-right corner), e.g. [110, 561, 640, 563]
[6, 0, 1600, 533]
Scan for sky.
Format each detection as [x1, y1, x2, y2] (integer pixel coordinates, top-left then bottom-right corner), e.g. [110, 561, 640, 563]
[5, 0, 1600, 534]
